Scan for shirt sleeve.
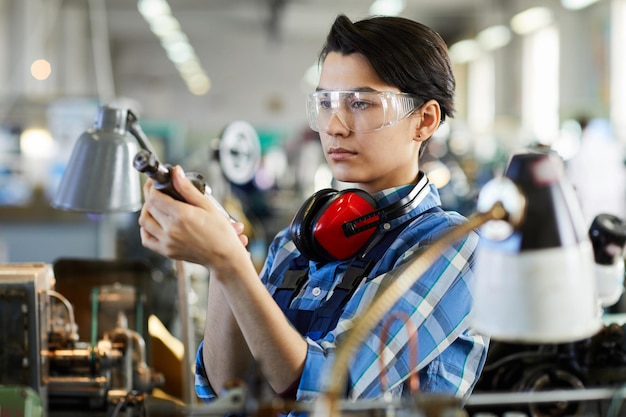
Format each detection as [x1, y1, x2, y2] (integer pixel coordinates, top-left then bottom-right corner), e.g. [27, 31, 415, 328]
[194, 340, 217, 402]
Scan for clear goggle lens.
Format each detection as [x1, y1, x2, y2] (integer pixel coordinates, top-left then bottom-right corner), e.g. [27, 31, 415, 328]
[306, 90, 422, 133]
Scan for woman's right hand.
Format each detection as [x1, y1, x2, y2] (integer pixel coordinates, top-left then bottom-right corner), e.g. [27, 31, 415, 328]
[138, 166, 250, 272]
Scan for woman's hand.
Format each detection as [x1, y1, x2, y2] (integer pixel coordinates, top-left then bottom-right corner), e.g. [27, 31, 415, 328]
[138, 166, 249, 270]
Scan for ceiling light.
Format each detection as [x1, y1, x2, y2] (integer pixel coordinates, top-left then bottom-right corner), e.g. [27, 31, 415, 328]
[138, 0, 211, 95]
[160, 31, 188, 49]
[369, 0, 405, 16]
[149, 15, 181, 37]
[561, 0, 599, 10]
[20, 128, 54, 158]
[185, 74, 211, 96]
[510, 7, 554, 35]
[137, 0, 171, 19]
[166, 42, 194, 64]
[448, 39, 481, 63]
[477, 25, 512, 51]
[176, 59, 202, 75]
[31, 59, 52, 81]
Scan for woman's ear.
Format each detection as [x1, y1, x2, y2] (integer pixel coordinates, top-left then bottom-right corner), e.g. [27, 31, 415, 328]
[414, 100, 441, 142]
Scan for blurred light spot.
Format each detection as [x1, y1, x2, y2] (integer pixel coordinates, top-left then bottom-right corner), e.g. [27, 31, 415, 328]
[477, 25, 512, 51]
[302, 63, 321, 91]
[553, 119, 582, 161]
[449, 39, 481, 63]
[138, 0, 210, 95]
[561, 0, 599, 10]
[423, 160, 451, 189]
[31, 59, 52, 81]
[20, 128, 54, 158]
[510, 7, 554, 35]
[369, 0, 405, 16]
[314, 165, 333, 191]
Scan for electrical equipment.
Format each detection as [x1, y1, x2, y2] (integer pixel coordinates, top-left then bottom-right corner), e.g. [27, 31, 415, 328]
[0, 262, 163, 417]
[0, 263, 52, 409]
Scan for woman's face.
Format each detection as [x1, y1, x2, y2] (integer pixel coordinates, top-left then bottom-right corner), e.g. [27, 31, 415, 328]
[316, 52, 423, 193]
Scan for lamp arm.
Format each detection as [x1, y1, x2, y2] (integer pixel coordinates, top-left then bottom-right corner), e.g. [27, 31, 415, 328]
[312, 202, 508, 417]
[126, 109, 157, 156]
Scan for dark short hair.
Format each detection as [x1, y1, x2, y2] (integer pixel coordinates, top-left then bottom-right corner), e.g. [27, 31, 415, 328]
[319, 14, 455, 123]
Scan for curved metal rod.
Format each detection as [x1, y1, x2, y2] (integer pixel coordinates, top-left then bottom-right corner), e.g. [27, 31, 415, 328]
[378, 311, 419, 394]
[47, 289, 79, 341]
[315, 202, 508, 416]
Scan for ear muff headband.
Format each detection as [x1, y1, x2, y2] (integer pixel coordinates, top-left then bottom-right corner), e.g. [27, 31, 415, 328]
[290, 172, 430, 263]
[343, 172, 429, 236]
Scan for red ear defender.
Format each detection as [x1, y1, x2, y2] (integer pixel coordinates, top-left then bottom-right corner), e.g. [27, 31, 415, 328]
[290, 189, 378, 263]
[289, 173, 431, 263]
[313, 190, 379, 260]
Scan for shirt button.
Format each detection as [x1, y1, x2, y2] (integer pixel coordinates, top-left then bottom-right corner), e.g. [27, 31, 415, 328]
[383, 223, 391, 230]
[312, 287, 321, 296]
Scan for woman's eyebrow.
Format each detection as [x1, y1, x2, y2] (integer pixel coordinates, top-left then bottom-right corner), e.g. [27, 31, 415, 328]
[314, 87, 379, 92]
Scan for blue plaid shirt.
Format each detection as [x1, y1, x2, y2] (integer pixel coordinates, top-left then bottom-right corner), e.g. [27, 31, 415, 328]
[195, 183, 488, 404]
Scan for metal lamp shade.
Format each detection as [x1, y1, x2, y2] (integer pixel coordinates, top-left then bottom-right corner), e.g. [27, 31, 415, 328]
[51, 106, 142, 213]
[471, 152, 602, 343]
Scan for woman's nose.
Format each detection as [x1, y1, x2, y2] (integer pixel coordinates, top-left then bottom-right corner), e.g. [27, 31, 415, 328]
[323, 111, 351, 136]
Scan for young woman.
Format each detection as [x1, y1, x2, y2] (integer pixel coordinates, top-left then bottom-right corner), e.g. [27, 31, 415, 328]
[139, 13, 487, 406]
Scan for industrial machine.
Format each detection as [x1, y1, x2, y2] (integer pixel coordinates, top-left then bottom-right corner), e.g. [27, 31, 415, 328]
[470, 212, 626, 417]
[0, 261, 164, 417]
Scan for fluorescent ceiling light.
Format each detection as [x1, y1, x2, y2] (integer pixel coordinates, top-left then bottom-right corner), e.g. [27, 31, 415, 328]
[561, 0, 599, 10]
[510, 7, 554, 35]
[185, 74, 211, 96]
[149, 15, 181, 37]
[449, 39, 481, 63]
[138, 0, 211, 95]
[166, 43, 194, 64]
[137, 0, 171, 19]
[369, 0, 405, 16]
[176, 59, 202, 75]
[477, 25, 512, 50]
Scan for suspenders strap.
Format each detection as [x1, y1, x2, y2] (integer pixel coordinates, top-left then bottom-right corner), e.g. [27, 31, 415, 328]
[274, 217, 411, 310]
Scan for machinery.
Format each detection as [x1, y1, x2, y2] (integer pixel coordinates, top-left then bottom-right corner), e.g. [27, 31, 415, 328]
[0, 262, 163, 417]
[471, 212, 626, 417]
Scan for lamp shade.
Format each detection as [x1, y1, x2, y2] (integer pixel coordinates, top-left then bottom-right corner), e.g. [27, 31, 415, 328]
[472, 152, 602, 343]
[51, 106, 142, 213]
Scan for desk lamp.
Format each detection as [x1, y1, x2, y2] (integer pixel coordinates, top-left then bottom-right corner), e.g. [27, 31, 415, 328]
[52, 105, 154, 213]
[51, 104, 197, 404]
[472, 151, 602, 343]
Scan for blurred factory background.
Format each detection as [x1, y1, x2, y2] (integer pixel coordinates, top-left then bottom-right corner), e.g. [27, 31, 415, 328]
[2, 0, 624, 262]
[2, 0, 626, 413]
[3, 0, 626, 331]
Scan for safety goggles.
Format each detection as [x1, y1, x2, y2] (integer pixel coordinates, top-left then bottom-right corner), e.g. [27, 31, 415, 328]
[306, 90, 423, 133]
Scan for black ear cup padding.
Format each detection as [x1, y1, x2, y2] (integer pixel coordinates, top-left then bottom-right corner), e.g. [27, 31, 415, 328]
[290, 188, 338, 261]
